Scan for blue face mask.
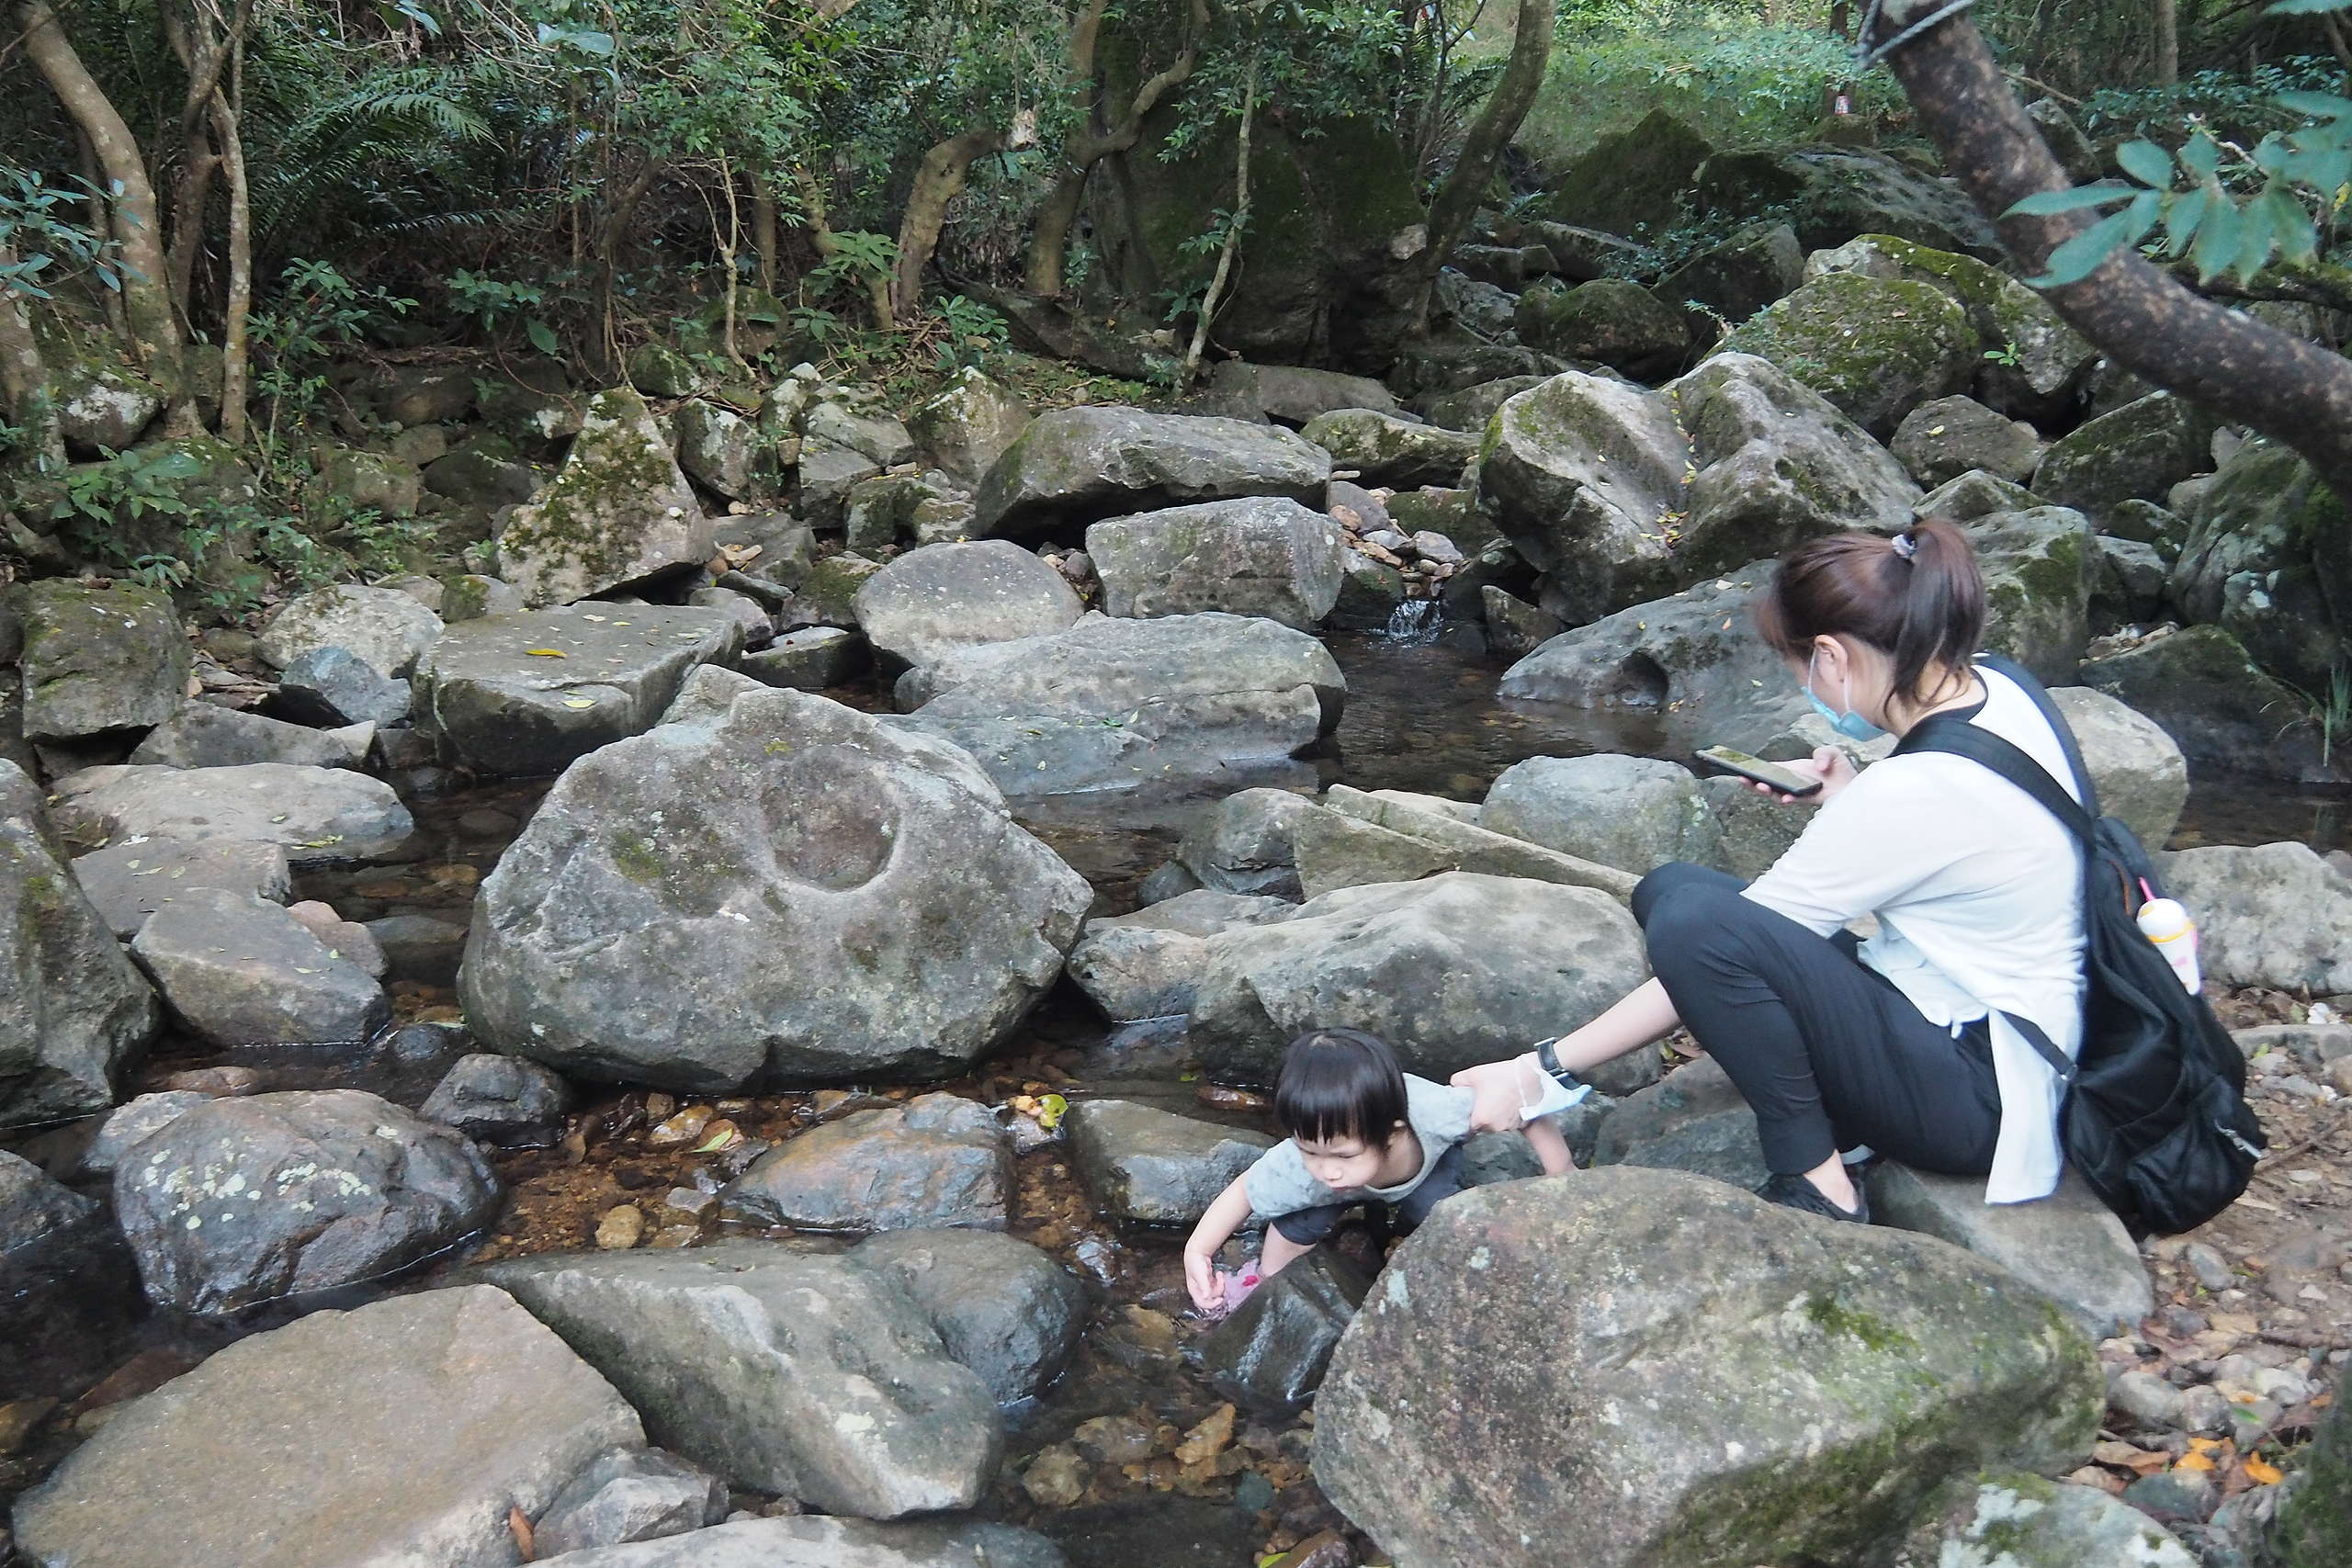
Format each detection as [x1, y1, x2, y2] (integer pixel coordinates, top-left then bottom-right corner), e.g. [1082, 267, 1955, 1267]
[1805, 649, 1887, 741]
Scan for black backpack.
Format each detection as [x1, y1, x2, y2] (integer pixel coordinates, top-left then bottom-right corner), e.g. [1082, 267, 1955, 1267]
[1897, 656, 2264, 1235]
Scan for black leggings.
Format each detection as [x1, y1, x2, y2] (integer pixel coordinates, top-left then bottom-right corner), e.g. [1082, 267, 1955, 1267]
[1633, 863, 2002, 1179]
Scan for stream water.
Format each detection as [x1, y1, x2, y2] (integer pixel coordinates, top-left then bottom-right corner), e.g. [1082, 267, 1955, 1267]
[3, 628, 2345, 1561]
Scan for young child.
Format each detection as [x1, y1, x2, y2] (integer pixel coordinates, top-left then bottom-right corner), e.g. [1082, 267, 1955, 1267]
[1182, 1027, 1578, 1314]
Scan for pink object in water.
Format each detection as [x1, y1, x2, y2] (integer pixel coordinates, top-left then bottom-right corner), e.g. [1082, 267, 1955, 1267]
[1220, 1267, 1261, 1311]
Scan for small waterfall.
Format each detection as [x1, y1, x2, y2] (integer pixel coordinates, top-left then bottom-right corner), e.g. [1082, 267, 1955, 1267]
[1377, 597, 1445, 648]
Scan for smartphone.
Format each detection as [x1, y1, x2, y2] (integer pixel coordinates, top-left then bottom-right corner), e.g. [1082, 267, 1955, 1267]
[1694, 745, 1822, 798]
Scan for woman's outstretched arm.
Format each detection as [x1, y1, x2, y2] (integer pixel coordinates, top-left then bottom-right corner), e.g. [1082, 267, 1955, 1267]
[1452, 976, 1682, 1134]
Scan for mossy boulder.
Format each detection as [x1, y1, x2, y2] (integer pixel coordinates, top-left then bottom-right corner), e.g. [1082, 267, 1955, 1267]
[14, 581, 190, 742]
[309, 446, 423, 518]
[1892, 1472, 2197, 1567]
[1657, 223, 1805, 339]
[909, 367, 1032, 486]
[625, 342, 699, 399]
[423, 434, 542, 509]
[495, 387, 714, 607]
[1514, 277, 1689, 381]
[1297, 408, 1480, 490]
[1691, 147, 1996, 257]
[672, 399, 764, 501]
[33, 315, 164, 456]
[2166, 438, 2351, 694]
[1312, 1167, 2102, 1568]
[1892, 395, 2043, 488]
[1712, 272, 1976, 438]
[1532, 107, 1713, 239]
[1973, 506, 2095, 683]
[1805, 234, 2096, 422]
[2080, 624, 2324, 782]
[2030, 392, 2219, 526]
[1328, 550, 1408, 630]
[799, 551, 884, 627]
[1474, 355, 1917, 624]
[1419, 375, 1547, 433]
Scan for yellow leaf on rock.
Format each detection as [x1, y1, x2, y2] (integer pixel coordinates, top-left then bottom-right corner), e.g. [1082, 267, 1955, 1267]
[2177, 1451, 2216, 1472]
[561, 698, 597, 709]
[526, 648, 567, 658]
[2245, 1455, 2284, 1484]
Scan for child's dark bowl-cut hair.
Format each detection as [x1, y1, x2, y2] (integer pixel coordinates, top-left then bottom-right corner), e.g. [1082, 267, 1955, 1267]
[1275, 1027, 1408, 1145]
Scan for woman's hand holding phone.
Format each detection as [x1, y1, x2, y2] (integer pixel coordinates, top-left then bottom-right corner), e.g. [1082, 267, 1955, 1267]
[1752, 745, 1857, 805]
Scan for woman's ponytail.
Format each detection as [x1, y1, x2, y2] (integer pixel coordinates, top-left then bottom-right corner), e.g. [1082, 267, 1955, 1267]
[1755, 517, 1986, 708]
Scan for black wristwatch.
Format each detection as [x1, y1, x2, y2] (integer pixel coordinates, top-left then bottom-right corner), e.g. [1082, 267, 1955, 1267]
[1533, 1037, 1582, 1089]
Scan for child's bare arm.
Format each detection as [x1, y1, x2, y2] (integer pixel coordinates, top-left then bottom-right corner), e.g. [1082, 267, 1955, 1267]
[1523, 1116, 1574, 1176]
[1182, 1174, 1256, 1312]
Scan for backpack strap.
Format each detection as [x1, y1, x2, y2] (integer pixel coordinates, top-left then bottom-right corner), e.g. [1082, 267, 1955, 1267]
[1896, 715, 2089, 1084]
[1972, 653, 2103, 819]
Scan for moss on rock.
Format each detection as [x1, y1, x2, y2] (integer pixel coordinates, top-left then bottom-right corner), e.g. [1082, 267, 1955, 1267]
[1712, 273, 1974, 437]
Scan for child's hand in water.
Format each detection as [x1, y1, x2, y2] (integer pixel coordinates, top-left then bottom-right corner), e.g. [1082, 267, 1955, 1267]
[1183, 1247, 1222, 1314]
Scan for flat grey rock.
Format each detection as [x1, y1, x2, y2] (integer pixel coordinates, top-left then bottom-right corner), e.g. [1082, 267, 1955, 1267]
[532, 1517, 1067, 1568]
[51, 761, 415, 864]
[131, 886, 388, 1048]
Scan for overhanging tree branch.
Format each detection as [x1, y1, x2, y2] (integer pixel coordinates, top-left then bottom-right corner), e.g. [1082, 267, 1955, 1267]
[1412, 0, 1555, 305]
[1876, 0, 2352, 501]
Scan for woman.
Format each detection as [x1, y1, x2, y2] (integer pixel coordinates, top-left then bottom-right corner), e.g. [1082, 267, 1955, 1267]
[1458, 519, 2086, 1220]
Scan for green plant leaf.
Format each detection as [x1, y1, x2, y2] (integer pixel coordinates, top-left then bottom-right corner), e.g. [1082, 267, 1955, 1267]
[2025, 208, 2141, 288]
[2006, 184, 2134, 217]
[2117, 141, 2175, 188]
[526, 318, 560, 355]
[2163, 186, 2211, 254]
[2179, 136, 2224, 179]
[2191, 196, 2245, 282]
[2275, 89, 2352, 118]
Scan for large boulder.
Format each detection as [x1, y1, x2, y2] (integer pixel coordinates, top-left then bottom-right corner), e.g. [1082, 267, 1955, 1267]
[722, 1093, 1013, 1232]
[461, 686, 1090, 1091]
[1475, 358, 1917, 626]
[521, 1517, 1067, 1568]
[128, 705, 370, 771]
[1712, 272, 1977, 438]
[1064, 1099, 1274, 1224]
[1066, 890, 1297, 1021]
[476, 1240, 1003, 1516]
[1086, 497, 1344, 629]
[1533, 107, 1713, 238]
[497, 387, 715, 606]
[974, 407, 1331, 543]
[1893, 1473, 2200, 1568]
[1972, 506, 2095, 683]
[2079, 625, 2322, 781]
[50, 761, 414, 864]
[1190, 873, 1649, 1086]
[1288, 789, 1640, 909]
[13, 581, 188, 741]
[1514, 278, 1689, 380]
[1177, 787, 1314, 897]
[1657, 223, 1805, 340]
[848, 1228, 1088, 1404]
[257, 584, 443, 679]
[11, 1286, 641, 1568]
[2046, 686, 2188, 847]
[1196, 360, 1400, 424]
[1296, 409, 1481, 490]
[1311, 1168, 2102, 1568]
[2159, 841, 2352, 994]
[908, 367, 1033, 485]
[892, 613, 1343, 802]
[2030, 393, 2217, 526]
[1892, 396, 2044, 489]
[1498, 562, 1806, 747]
[1689, 146, 1996, 256]
[413, 604, 744, 776]
[2165, 439, 2352, 694]
[67, 836, 290, 941]
[1481, 754, 1720, 874]
[113, 1089, 497, 1314]
[852, 539, 1082, 671]
[672, 399, 763, 500]
[1866, 1164, 2153, 1338]
[0, 771, 158, 1126]
[130, 887, 388, 1048]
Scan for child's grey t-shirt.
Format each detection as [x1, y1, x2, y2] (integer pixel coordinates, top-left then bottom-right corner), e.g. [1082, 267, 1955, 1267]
[1243, 1074, 1477, 1219]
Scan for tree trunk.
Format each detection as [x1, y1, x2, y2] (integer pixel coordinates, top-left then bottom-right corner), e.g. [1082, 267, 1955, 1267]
[209, 39, 251, 444]
[591, 164, 656, 376]
[891, 129, 1009, 325]
[1182, 63, 1256, 386]
[750, 170, 779, 295]
[794, 165, 896, 331]
[1876, 0, 2352, 501]
[2154, 0, 2179, 85]
[17, 1, 184, 400]
[1412, 0, 1555, 304]
[0, 245, 63, 466]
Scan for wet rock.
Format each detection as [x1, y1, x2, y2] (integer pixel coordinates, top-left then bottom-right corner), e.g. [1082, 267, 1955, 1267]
[76, 1091, 211, 1177]
[2031, 393, 2217, 526]
[13, 581, 189, 742]
[1482, 754, 1721, 874]
[421, 1054, 572, 1146]
[741, 626, 868, 690]
[1297, 408, 1480, 490]
[1201, 1247, 1369, 1416]
[1476, 359, 1915, 626]
[0, 784, 160, 1126]
[2046, 686, 2188, 847]
[128, 704, 371, 770]
[1066, 891, 1297, 1021]
[853, 539, 1082, 671]
[114, 1089, 496, 1313]
[1893, 395, 2044, 488]
[975, 407, 1331, 543]
[723, 1094, 1012, 1232]
[1087, 498, 1344, 630]
[851, 1228, 1089, 1403]
[1973, 506, 2096, 683]
[273, 645, 412, 727]
[909, 367, 1034, 485]
[1868, 1163, 2152, 1338]
[130, 887, 388, 1047]
[462, 686, 1088, 1090]
[10, 1285, 640, 1568]
[532, 1446, 727, 1559]
[366, 912, 469, 985]
[893, 613, 1342, 803]
[527, 1516, 1068, 1568]
[1592, 1055, 1770, 1189]
[1192, 873, 1648, 1087]
[1892, 1472, 2199, 1568]
[478, 1239, 1001, 1516]
[2080, 624, 2323, 781]
[2160, 841, 2352, 993]
[1065, 1100, 1274, 1224]
[1177, 787, 1313, 899]
[1313, 1168, 2101, 1568]
[0, 1149, 98, 1252]
[499, 388, 715, 606]
[413, 604, 744, 776]
[258, 584, 443, 679]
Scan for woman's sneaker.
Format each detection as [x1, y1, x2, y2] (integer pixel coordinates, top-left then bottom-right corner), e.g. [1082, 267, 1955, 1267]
[1754, 1170, 1871, 1224]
